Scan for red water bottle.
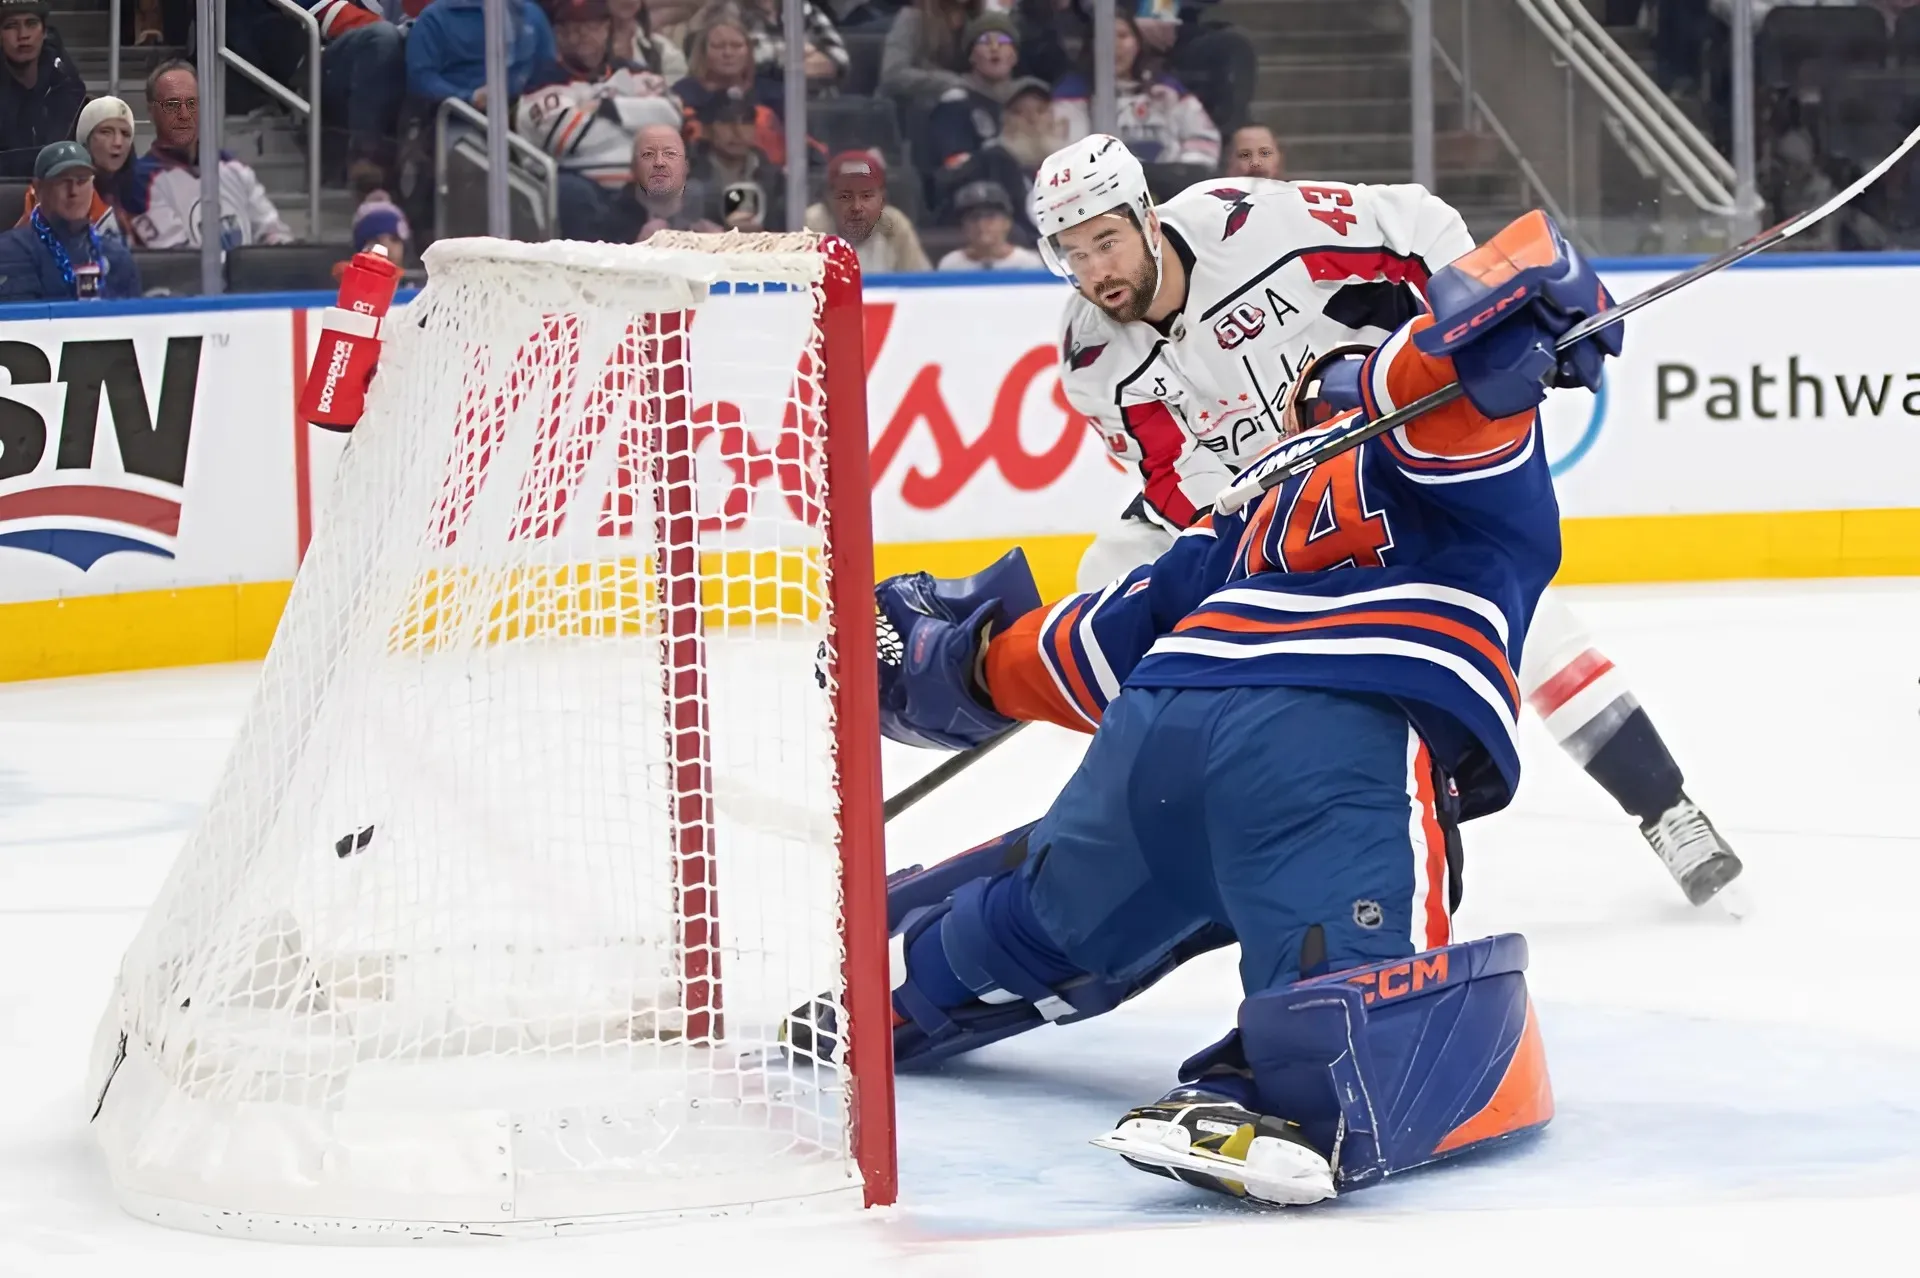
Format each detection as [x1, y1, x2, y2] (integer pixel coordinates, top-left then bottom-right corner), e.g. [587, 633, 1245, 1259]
[298, 244, 403, 432]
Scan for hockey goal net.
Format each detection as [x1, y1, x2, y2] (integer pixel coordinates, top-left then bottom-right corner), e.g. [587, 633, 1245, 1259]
[86, 232, 895, 1237]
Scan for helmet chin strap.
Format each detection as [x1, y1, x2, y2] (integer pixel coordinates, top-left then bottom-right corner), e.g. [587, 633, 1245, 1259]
[1142, 207, 1166, 312]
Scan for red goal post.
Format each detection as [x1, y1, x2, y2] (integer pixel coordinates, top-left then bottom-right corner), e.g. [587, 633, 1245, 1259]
[86, 231, 896, 1237]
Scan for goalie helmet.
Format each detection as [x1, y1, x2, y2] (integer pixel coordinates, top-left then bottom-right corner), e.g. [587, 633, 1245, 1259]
[1030, 134, 1160, 284]
[1280, 344, 1375, 438]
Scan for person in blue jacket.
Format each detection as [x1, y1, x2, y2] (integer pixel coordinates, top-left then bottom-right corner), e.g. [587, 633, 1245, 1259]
[0, 141, 138, 301]
[406, 0, 556, 107]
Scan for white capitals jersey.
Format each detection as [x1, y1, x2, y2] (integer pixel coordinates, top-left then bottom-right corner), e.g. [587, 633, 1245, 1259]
[1059, 177, 1475, 529]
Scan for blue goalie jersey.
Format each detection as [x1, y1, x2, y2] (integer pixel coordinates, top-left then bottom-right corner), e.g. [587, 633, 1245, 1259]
[985, 316, 1562, 818]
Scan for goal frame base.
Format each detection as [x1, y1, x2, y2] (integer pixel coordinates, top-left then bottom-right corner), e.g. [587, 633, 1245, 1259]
[109, 1181, 869, 1244]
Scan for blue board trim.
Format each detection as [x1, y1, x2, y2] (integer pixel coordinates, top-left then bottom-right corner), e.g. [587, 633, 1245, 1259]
[0, 249, 1911, 321]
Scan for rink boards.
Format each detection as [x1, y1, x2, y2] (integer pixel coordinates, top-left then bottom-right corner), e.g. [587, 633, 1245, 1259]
[3, 254, 1920, 680]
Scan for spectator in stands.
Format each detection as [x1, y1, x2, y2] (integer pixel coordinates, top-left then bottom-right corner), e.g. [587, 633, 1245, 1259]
[1009, 0, 1079, 85]
[601, 122, 723, 240]
[1139, 0, 1256, 139]
[998, 75, 1066, 176]
[609, 0, 687, 77]
[0, 141, 139, 300]
[688, 87, 786, 230]
[926, 15, 1041, 224]
[732, 0, 849, 92]
[0, 0, 83, 179]
[1224, 123, 1281, 179]
[1055, 13, 1218, 166]
[19, 95, 138, 241]
[406, 0, 556, 109]
[351, 188, 412, 264]
[938, 180, 1043, 270]
[128, 61, 298, 249]
[521, 0, 683, 239]
[130, 0, 171, 45]
[310, 0, 407, 190]
[880, 0, 983, 110]
[805, 149, 929, 272]
[675, 8, 791, 162]
[645, 0, 706, 49]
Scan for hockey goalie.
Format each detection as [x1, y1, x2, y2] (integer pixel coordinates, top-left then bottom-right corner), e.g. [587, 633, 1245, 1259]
[788, 140, 1627, 1206]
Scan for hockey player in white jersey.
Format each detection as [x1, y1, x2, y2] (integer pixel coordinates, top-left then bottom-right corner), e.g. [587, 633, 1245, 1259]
[1051, 137, 1742, 908]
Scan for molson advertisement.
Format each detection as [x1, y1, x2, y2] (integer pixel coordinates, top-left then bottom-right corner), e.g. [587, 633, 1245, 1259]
[0, 257, 1916, 680]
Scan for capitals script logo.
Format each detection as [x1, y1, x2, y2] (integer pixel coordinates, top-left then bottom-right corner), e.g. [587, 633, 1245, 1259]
[0, 337, 203, 570]
[1207, 187, 1253, 239]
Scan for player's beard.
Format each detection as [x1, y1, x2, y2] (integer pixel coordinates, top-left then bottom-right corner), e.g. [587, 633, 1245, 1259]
[1086, 256, 1158, 323]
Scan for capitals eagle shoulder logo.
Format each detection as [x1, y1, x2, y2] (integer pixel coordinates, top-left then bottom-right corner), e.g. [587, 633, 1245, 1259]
[1063, 333, 1107, 371]
[1207, 187, 1253, 239]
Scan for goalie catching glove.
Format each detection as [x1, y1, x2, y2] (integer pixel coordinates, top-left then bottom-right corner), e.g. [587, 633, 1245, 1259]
[874, 548, 1040, 751]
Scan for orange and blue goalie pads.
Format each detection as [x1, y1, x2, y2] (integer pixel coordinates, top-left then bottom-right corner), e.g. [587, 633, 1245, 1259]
[1193, 932, 1552, 1190]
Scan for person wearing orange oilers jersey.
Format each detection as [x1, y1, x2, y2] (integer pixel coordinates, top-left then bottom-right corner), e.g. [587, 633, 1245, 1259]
[792, 187, 1621, 1204]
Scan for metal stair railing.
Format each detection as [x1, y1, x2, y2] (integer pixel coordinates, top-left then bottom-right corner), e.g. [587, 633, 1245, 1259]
[433, 96, 559, 242]
[1399, 0, 1578, 247]
[1515, 0, 1739, 217]
[215, 0, 323, 237]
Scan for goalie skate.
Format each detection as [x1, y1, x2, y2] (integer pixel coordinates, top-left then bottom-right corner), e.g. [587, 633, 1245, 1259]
[1090, 1092, 1335, 1207]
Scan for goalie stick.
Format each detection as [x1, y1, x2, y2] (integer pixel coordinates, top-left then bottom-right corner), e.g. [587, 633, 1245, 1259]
[884, 723, 1026, 821]
[881, 121, 1920, 821]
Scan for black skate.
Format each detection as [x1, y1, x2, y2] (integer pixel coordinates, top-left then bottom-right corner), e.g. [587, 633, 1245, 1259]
[1091, 1088, 1335, 1206]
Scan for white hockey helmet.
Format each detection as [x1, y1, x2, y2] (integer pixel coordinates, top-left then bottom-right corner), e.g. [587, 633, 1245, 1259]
[1029, 134, 1161, 284]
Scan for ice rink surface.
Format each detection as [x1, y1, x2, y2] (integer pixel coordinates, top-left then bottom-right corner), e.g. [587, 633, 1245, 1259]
[4, 579, 1918, 1277]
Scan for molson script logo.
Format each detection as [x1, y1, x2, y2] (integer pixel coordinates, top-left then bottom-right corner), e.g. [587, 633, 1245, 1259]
[0, 337, 203, 569]
[862, 301, 1089, 508]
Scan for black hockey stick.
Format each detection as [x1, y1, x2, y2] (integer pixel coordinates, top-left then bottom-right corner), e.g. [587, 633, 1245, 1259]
[882, 118, 1920, 821]
[1211, 118, 1920, 517]
[884, 722, 1026, 822]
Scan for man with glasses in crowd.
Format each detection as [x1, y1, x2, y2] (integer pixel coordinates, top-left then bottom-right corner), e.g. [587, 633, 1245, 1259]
[127, 60, 296, 250]
[0, 140, 138, 300]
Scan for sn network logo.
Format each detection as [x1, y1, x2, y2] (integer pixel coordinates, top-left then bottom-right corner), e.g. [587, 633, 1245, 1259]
[0, 336, 203, 570]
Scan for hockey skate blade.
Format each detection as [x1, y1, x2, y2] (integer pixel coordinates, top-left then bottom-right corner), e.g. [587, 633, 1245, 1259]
[1091, 1119, 1336, 1206]
[1711, 875, 1754, 921]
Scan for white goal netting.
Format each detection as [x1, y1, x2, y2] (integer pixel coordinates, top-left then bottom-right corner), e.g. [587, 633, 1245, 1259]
[88, 234, 885, 1238]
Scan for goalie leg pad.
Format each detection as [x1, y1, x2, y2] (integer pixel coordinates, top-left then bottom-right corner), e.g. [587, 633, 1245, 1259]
[1182, 934, 1552, 1190]
[782, 823, 1231, 1070]
[890, 871, 1232, 1071]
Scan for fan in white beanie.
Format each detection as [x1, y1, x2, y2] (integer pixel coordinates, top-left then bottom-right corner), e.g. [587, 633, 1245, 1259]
[53, 96, 138, 239]
[75, 96, 134, 148]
